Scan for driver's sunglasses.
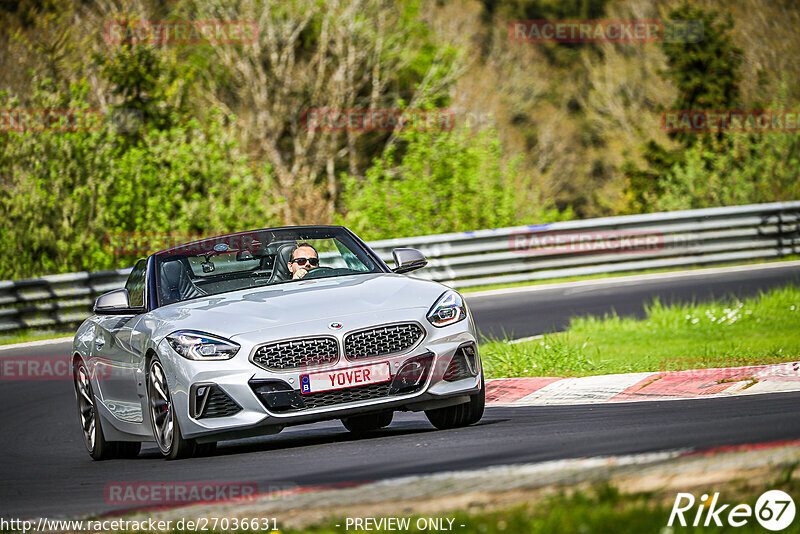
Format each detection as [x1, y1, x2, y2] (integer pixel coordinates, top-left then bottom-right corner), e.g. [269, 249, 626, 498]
[291, 257, 319, 267]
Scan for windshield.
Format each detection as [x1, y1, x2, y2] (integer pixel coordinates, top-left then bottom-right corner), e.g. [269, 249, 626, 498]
[153, 227, 386, 305]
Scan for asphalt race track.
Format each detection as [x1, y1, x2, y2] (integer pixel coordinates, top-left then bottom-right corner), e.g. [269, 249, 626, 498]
[468, 263, 800, 339]
[1, 264, 799, 519]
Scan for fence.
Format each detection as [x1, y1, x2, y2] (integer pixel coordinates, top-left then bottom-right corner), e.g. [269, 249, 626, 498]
[1, 202, 798, 334]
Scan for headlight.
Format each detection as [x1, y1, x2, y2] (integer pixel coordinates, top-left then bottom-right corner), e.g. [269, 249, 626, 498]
[166, 331, 240, 360]
[427, 290, 467, 327]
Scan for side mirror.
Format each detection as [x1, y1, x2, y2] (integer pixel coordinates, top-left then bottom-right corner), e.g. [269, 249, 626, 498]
[94, 289, 137, 315]
[391, 248, 428, 274]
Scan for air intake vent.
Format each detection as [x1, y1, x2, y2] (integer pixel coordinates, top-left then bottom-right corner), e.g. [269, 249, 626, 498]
[443, 344, 478, 382]
[193, 385, 241, 419]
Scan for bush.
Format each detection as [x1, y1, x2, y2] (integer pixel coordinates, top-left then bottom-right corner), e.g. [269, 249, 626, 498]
[0, 82, 280, 279]
[340, 124, 566, 240]
[651, 126, 800, 211]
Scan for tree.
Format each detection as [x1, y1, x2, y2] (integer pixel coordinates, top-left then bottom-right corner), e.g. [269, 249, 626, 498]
[0, 81, 280, 279]
[341, 123, 565, 240]
[623, 3, 744, 212]
[192, 0, 465, 224]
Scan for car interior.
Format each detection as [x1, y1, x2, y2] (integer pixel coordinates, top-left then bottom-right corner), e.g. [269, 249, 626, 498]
[154, 232, 381, 305]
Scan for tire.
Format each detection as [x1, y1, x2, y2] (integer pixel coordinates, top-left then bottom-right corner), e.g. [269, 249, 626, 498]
[74, 359, 115, 460]
[341, 411, 393, 433]
[74, 359, 142, 460]
[148, 356, 195, 460]
[465, 371, 486, 425]
[425, 371, 485, 430]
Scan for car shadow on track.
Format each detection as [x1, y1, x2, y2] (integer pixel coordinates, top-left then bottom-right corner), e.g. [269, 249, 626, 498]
[135, 425, 435, 460]
[134, 418, 505, 460]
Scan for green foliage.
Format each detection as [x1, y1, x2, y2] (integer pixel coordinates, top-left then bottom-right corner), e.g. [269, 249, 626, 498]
[481, 333, 596, 378]
[651, 128, 800, 211]
[0, 81, 280, 279]
[2, 0, 797, 281]
[482, 0, 608, 22]
[622, 2, 789, 213]
[661, 4, 743, 114]
[340, 124, 566, 240]
[645, 85, 800, 211]
[282, 482, 784, 534]
[96, 45, 195, 133]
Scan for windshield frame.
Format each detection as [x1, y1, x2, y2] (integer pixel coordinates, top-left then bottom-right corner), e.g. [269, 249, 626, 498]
[149, 226, 390, 309]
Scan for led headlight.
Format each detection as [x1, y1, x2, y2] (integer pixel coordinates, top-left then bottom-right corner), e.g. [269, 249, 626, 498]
[166, 331, 240, 361]
[427, 290, 467, 327]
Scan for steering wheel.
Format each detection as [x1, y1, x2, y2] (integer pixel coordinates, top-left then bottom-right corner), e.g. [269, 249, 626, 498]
[302, 266, 334, 279]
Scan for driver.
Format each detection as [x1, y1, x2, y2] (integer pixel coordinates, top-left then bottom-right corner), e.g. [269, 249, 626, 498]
[288, 242, 320, 280]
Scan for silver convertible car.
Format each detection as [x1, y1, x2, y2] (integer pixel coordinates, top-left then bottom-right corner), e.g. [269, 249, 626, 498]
[73, 226, 484, 460]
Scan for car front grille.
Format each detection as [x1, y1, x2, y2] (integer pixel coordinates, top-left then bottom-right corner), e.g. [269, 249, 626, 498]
[344, 323, 424, 361]
[252, 337, 339, 371]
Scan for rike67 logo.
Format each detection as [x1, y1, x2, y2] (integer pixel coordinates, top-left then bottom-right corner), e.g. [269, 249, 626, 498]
[669, 490, 796, 531]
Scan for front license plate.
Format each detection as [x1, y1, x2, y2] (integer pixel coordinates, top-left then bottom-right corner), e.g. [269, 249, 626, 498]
[300, 362, 391, 394]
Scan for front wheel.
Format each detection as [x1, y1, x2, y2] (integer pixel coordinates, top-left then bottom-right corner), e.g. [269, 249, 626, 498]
[425, 372, 485, 430]
[148, 357, 195, 460]
[74, 359, 142, 460]
[75, 359, 114, 460]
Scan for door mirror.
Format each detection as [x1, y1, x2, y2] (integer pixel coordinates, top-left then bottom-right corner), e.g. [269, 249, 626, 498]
[391, 248, 428, 274]
[94, 289, 138, 315]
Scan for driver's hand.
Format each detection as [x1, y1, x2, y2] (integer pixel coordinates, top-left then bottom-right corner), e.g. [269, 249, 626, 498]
[292, 268, 308, 280]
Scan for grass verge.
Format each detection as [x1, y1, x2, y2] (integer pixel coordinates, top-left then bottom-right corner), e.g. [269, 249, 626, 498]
[274, 478, 798, 534]
[0, 328, 73, 346]
[480, 284, 800, 378]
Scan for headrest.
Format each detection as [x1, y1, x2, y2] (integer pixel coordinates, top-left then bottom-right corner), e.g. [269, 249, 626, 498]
[268, 243, 296, 283]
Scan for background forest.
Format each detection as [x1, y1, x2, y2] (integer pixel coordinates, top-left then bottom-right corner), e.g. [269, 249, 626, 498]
[1, 0, 799, 278]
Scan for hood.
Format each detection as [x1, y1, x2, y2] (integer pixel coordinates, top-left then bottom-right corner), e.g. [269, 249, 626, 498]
[147, 273, 448, 340]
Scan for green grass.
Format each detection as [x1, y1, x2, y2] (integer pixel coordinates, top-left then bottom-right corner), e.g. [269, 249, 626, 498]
[480, 284, 800, 378]
[459, 255, 800, 293]
[0, 328, 73, 346]
[281, 489, 716, 534]
[256, 480, 798, 533]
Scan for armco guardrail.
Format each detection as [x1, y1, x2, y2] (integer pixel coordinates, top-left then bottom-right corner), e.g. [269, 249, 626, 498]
[1, 202, 798, 333]
[368, 201, 800, 288]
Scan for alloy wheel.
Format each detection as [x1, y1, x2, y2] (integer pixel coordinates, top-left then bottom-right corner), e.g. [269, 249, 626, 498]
[75, 363, 96, 451]
[148, 360, 174, 452]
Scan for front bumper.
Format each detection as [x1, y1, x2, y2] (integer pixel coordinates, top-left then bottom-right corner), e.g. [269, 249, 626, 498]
[154, 308, 481, 441]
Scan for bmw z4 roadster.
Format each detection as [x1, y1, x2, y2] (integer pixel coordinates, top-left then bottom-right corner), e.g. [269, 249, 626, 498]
[72, 226, 484, 460]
